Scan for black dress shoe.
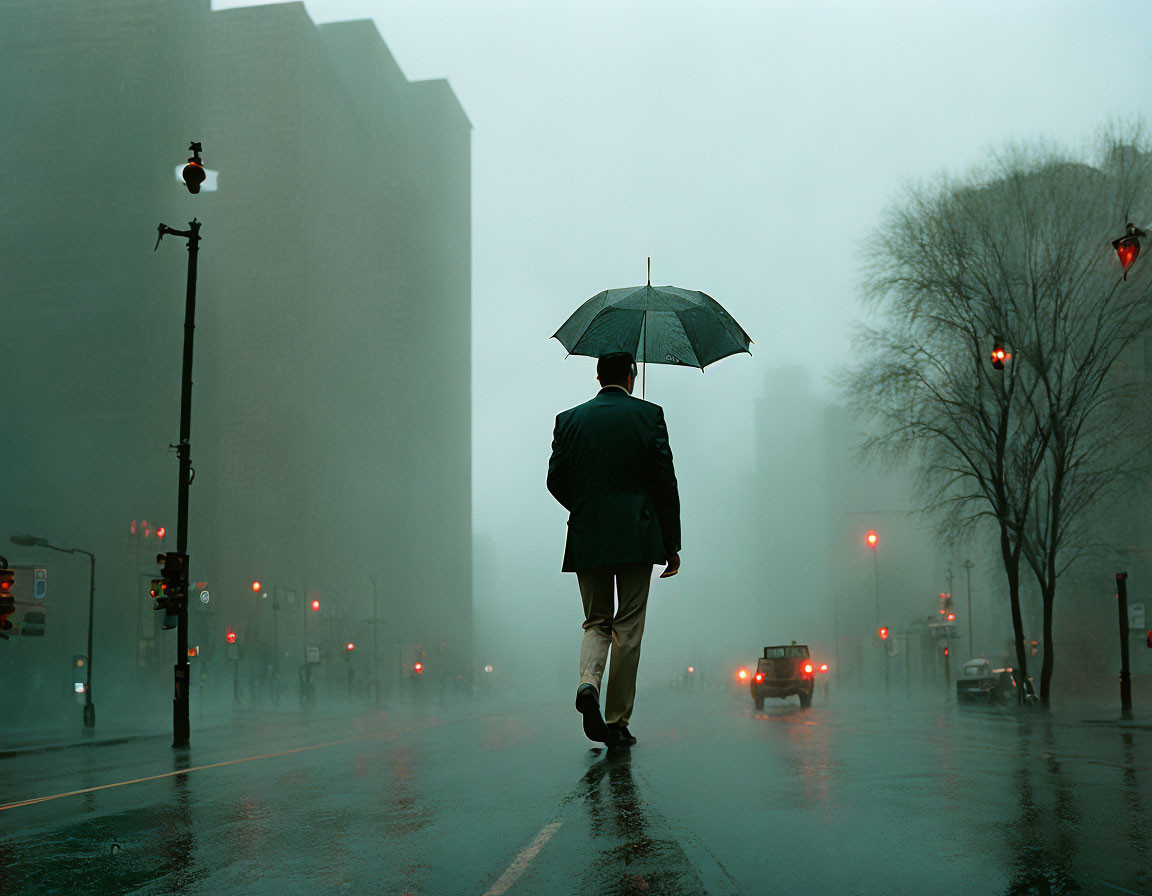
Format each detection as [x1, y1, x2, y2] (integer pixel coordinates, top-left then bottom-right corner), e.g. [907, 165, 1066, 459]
[575, 684, 609, 743]
[607, 723, 637, 747]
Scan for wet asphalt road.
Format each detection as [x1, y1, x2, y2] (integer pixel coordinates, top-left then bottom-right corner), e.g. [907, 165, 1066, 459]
[1, 689, 1149, 896]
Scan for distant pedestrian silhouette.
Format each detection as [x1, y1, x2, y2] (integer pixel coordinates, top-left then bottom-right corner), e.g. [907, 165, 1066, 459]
[548, 352, 681, 747]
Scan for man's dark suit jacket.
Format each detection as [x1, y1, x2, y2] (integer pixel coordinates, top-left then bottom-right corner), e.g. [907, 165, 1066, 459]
[547, 387, 681, 572]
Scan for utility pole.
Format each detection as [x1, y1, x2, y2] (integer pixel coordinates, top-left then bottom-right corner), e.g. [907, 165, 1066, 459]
[156, 141, 206, 749]
[1117, 572, 1133, 717]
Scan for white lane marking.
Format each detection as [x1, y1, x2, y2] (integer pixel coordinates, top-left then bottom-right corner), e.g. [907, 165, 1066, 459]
[0, 734, 380, 811]
[481, 821, 562, 896]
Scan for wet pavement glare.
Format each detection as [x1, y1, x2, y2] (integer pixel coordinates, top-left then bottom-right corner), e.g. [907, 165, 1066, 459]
[0, 691, 1148, 895]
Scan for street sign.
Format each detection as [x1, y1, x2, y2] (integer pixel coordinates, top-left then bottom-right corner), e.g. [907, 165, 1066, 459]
[306, 646, 320, 664]
[1129, 602, 1145, 630]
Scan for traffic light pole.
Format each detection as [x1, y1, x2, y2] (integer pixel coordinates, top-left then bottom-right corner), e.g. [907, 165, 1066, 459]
[157, 217, 201, 749]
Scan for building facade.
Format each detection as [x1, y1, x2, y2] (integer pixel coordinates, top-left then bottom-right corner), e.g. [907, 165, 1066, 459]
[0, 0, 472, 732]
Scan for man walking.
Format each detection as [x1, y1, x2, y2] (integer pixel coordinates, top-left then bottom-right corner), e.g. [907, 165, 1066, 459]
[547, 352, 681, 747]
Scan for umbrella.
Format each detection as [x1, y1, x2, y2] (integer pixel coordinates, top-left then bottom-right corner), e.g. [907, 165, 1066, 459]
[552, 259, 752, 397]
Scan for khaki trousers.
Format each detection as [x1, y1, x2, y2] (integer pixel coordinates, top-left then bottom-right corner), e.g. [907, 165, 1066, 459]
[577, 563, 653, 727]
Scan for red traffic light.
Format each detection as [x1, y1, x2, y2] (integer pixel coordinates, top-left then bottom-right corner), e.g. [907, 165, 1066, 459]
[156, 527, 166, 540]
[414, 662, 423, 674]
[1113, 223, 1145, 279]
[990, 345, 1013, 370]
[310, 599, 320, 612]
[865, 529, 878, 548]
[181, 143, 206, 194]
[346, 642, 355, 652]
[226, 627, 236, 645]
[946, 612, 956, 622]
[182, 161, 206, 193]
[878, 626, 890, 640]
[251, 581, 262, 593]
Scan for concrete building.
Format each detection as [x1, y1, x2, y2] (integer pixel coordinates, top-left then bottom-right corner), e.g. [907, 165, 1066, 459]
[0, 0, 471, 733]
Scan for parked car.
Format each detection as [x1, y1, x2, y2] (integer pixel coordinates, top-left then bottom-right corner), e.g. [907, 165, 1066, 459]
[956, 658, 1037, 705]
[751, 643, 815, 709]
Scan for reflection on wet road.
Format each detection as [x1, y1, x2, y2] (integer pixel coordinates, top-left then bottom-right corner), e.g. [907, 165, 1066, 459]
[0, 693, 1148, 895]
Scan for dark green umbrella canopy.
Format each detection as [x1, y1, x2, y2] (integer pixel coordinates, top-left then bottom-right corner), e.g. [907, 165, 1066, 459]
[552, 283, 752, 369]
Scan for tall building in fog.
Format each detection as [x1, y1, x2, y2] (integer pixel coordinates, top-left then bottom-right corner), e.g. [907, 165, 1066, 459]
[0, 0, 471, 727]
[750, 368, 946, 690]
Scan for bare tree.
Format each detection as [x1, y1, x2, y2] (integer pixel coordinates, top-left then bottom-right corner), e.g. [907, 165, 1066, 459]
[841, 126, 1152, 703]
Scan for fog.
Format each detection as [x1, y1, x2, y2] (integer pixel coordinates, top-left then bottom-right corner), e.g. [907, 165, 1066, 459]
[202, 0, 1152, 695]
[4, 1, 1152, 736]
[6, 10, 1152, 892]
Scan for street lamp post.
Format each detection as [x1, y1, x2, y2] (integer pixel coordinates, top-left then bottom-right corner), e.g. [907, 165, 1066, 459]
[865, 530, 880, 625]
[10, 535, 96, 728]
[962, 559, 974, 652]
[865, 529, 887, 697]
[156, 144, 205, 750]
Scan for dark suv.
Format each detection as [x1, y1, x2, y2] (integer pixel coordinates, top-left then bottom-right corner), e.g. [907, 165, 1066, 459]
[751, 643, 815, 709]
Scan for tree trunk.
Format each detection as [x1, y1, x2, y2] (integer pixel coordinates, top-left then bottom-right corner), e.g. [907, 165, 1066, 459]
[1000, 525, 1029, 700]
[1040, 586, 1055, 706]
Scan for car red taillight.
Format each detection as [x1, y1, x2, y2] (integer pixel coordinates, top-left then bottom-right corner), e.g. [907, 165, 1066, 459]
[754, 673, 763, 682]
[803, 663, 813, 675]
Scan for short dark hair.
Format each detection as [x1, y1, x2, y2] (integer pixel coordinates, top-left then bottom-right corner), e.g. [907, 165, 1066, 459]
[597, 352, 636, 384]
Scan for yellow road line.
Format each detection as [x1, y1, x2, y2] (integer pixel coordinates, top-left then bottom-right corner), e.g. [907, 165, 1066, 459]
[0, 733, 381, 812]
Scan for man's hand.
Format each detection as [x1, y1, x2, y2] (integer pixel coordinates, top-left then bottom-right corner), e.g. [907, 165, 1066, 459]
[659, 553, 680, 578]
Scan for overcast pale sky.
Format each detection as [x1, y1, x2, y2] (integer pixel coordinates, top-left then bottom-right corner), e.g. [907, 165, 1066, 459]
[214, 0, 1152, 673]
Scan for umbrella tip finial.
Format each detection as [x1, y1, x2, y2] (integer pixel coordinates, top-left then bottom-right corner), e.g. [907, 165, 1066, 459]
[647, 256, 651, 286]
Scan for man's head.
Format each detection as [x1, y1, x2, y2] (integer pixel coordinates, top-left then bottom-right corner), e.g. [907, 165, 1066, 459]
[597, 352, 637, 394]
